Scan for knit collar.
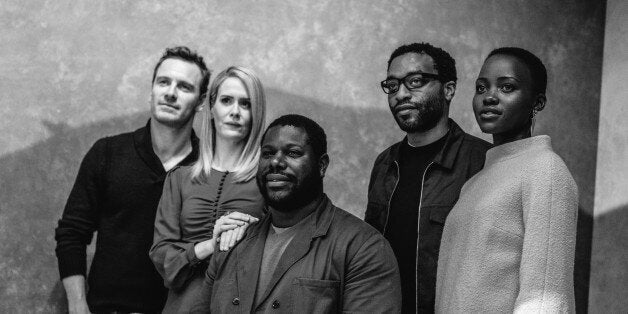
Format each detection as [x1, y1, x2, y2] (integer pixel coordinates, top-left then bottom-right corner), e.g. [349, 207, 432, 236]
[485, 135, 552, 165]
[133, 119, 199, 175]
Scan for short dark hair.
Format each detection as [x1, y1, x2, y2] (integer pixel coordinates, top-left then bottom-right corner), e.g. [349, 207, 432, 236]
[151, 46, 211, 98]
[486, 47, 547, 95]
[262, 114, 327, 159]
[387, 42, 457, 83]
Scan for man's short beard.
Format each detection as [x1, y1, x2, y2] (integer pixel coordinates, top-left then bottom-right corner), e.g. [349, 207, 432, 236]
[257, 172, 324, 212]
[393, 90, 446, 133]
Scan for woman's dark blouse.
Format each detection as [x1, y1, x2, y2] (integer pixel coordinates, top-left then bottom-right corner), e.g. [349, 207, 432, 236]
[150, 165, 264, 292]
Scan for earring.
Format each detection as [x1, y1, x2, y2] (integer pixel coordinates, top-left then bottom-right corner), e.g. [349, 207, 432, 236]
[530, 109, 538, 135]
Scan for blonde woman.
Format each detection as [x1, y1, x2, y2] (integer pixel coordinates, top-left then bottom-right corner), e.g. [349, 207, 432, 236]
[150, 66, 266, 313]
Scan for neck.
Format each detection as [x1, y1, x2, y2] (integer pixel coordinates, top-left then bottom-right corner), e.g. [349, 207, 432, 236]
[150, 119, 193, 162]
[406, 116, 449, 147]
[492, 125, 531, 146]
[212, 136, 245, 171]
[269, 193, 323, 228]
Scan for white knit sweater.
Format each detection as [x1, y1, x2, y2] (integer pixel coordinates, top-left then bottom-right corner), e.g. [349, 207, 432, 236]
[435, 135, 578, 313]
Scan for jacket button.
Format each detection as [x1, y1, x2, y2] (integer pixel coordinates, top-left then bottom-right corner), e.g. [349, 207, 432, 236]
[271, 300, 280, 309]
[232, 297, 240, 305]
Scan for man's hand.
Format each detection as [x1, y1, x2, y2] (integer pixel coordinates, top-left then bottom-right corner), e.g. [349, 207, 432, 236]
[215, 212, 258, 251]
[194, 212, 259, 259]
[62, 275, 91, 314]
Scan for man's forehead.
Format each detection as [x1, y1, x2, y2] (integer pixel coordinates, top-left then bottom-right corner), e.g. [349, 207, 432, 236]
[388, 52, 436, 77]
[263, 125, 309, 146]
[156, 58, 202, 80]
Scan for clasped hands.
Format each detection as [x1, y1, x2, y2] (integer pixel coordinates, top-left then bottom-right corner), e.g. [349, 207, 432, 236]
[213, 211, 259, 251]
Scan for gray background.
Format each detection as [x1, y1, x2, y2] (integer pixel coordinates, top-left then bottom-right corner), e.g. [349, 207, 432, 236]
[0, 0, 624, 312]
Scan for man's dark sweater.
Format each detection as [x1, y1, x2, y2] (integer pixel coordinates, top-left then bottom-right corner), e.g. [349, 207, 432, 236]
[387, 135, 447, 314]
[54, 120, 198, 313]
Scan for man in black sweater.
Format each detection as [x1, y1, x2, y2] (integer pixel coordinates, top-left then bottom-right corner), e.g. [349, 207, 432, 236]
[55, 46, 209, 313]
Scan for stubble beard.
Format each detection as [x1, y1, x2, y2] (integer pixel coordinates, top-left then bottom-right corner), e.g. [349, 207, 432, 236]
[150, 94, 196, 129]
[393, 90, 446, 133]
[257, 171, 323, 213]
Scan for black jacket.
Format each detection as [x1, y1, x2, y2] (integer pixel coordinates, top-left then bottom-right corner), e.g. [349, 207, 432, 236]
[365, 119, 491, 312]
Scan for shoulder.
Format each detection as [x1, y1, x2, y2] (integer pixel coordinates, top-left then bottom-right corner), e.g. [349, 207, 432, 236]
[103, 128, 137, 146]
[460, 132, 492, 155]
[165, 165, 194, 186]
[373, 140, 402, 166]
[527, 147, 575, 185]
[328, 206, 386, 245]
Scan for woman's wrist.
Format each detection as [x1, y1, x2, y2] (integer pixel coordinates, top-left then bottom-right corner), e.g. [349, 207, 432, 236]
[194, 238, 216, 260]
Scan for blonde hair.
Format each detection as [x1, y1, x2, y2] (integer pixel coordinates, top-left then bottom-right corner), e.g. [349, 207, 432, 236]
[191, 66, 267, 183]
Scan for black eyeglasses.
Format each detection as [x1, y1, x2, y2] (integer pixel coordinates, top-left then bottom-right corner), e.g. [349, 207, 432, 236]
[380, 72, 441, 94]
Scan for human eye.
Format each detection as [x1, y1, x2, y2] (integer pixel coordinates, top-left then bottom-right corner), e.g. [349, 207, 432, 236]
[261, 148, 274, 158]
[406, 75, 428, 88]
[220, 96, 233, 104]
[156, 78, 169, 86]
[179, 83, 194, 92]
[240, 99, 251, 109]
[500, 83, 516, 93]
[384, 79, 399, 90]
[286, 149, 303, 158]
[475, 83, 487, 94]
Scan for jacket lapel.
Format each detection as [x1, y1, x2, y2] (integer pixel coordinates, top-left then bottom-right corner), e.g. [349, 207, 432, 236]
[254, 220, 314, 307]
[236, 218, 270, 311]
[254, 196, 334, 307]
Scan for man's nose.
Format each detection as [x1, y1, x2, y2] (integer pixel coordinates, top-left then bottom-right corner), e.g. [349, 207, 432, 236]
[164, 83, 177, 101]
[269, 152, 285, 169]
[394, 83, 412, 102]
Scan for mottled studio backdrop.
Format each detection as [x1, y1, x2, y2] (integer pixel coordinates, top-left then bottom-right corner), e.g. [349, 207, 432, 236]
[0, 0, 612, 312]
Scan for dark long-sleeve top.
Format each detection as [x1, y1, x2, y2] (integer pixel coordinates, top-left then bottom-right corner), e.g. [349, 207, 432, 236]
[54, 121, 198, 313]
[149, 165, 264, 311]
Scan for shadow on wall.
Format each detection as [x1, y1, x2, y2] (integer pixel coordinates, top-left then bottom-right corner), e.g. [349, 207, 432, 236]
[0, 88, 399, 312]
[576, 205, 593, 314]
[589, 204, 628, 313]
[0, 87, 597, 312]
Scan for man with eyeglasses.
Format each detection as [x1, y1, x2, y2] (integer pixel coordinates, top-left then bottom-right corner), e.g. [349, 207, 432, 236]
[365, 42, 491, 313]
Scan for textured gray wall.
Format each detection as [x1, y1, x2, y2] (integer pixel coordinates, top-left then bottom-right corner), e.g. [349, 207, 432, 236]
[590, 0, 628, 312]
[0, 0, 606, 312]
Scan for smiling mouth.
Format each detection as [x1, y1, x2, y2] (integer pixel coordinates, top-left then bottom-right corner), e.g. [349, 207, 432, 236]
[265, 173, 291, 188]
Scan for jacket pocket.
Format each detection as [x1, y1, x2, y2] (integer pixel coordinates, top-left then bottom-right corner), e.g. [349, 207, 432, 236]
[292, 278, 340, 313]
[421, 205, 453, 259]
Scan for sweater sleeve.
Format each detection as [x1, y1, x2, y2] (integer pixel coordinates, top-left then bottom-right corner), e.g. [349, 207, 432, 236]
[149, 169, 205, 291]
[514, 155, 578, 313]
[54, 138, 108, 279]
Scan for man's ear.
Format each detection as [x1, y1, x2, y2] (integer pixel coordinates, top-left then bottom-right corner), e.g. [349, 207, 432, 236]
[443, 81, 456, 102]
[319, 153, 329, 178]
[534, 93, 547, 112]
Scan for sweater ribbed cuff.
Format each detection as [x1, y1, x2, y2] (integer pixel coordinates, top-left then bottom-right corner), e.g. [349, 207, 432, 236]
[57, 251, 87, 279]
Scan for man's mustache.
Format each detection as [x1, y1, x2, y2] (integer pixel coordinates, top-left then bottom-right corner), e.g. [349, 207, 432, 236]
[393, 100, 423, 114]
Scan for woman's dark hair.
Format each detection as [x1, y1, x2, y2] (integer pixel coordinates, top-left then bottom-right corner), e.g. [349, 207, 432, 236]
[487, 47, 547, 95]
